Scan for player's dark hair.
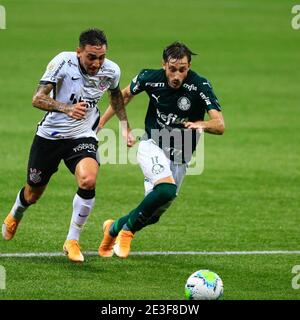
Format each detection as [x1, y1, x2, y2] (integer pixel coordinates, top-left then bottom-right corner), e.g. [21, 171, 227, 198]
[163, 42, 196, 63]
[79, 28, 107, 48]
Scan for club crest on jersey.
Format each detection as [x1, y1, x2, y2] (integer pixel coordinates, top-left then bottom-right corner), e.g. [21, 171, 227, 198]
[29, 168, 42, 184]
[98, 76, 110, 91]
[177, 97, 191, 111]
[152, 164, 165, 175]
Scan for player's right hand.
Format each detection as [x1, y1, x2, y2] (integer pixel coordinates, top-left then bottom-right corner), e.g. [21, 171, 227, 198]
[126, 129, 136, 147]
[67, 102, 87, 119]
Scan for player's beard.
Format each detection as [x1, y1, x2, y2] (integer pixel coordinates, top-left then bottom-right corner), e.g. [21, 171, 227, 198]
[87, 66, 99, 76]
[78, 60, 99, 76]
[169, 79, 181, 89]
[80, 60, 99, 76]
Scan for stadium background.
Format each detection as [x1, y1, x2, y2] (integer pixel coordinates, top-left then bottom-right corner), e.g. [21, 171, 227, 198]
[0, 0, 299, 299]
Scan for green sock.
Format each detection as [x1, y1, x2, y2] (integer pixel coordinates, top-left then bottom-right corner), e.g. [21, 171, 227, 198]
[126, 183, 177, 233]
[109, 183, 177, 235]
[109, 214, 130, 237]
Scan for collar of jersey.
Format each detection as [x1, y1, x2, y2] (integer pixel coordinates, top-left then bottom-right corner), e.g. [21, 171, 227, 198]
[77, 57, 88, 76]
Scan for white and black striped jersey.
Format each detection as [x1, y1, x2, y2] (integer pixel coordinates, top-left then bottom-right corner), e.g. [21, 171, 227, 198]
[36, 51, 121, 140]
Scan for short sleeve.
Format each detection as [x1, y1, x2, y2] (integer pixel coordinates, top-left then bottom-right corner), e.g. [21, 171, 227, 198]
[109, 64, 121, 90]
[130, 69, 148, 95]
[199, 80, 222, 112]
[40, 52, 67, 84]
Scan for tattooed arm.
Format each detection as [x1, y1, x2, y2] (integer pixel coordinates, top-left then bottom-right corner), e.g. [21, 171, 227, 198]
[100, 85, 134, 129]
[32, 83, 87, 120]
[108, 86, 135, 147]
[108, 86, 129, 123]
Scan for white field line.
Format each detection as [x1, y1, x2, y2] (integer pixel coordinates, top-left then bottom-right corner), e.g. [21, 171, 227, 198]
[0, 250, 300, 258]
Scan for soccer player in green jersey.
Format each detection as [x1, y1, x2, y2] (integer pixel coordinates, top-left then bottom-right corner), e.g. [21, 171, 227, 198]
[98, 42, 225, 258]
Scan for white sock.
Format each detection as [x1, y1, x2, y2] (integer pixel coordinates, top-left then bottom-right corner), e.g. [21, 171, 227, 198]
[11, 189, 29, 220]
[67, 193, 95, 241]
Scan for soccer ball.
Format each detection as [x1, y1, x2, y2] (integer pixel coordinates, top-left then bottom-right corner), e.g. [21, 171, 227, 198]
[185, 269, 224, 300]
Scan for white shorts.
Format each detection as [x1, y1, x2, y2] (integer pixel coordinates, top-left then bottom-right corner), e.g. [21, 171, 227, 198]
[137, 139, 187, 195]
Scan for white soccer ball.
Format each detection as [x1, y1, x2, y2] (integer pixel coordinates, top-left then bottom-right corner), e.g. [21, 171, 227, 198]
[185, 269, 224, 300]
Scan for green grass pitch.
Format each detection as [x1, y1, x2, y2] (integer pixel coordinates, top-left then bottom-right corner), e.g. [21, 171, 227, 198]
[0, 0, 299, 300]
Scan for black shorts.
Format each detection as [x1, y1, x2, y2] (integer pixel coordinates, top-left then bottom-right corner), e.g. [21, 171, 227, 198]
[27, 135, 99, 187]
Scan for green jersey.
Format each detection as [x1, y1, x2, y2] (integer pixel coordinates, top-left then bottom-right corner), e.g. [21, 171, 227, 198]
[130, 68, 222, 163]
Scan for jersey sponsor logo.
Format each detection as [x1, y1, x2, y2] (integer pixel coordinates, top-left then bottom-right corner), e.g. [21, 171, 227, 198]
[73, 143, 97, 153]
[29, 168, 42, 184]
[69, 94, 99, 109]
[71, 76, 80, 80]
[200, 92, 211, 105]
[156, 109, 188, 126]
[85, 99, 98, 109]
[145, 82, 165, 88]
[183, 83, 197, 91]
[177, 97, 191, 111]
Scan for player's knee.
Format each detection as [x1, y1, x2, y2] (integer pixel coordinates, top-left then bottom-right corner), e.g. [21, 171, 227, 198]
[154, 183, 177, 204]
[79, 175, 97, 190]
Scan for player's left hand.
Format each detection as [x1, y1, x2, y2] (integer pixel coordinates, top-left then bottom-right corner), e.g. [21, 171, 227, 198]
[184, 121, 204, 133]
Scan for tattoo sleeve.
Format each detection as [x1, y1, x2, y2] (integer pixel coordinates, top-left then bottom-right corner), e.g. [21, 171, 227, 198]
[109, 87, 128, 123]
[32, 83, 72, 113]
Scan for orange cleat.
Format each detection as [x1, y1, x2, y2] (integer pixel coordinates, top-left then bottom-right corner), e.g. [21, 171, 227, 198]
[63, 239, 84, 262]
[98, 219, 116, 257]
[113, 230, 134, 258]
[2, 213, 21, 241]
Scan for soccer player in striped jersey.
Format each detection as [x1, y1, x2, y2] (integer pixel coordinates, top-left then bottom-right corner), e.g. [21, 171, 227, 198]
[98, 42, 225, 258]
[2, 28, 134, 262]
